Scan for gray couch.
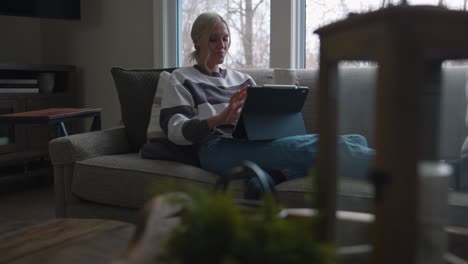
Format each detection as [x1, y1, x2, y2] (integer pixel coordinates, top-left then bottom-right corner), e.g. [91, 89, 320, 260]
[49, 66, 468, 224]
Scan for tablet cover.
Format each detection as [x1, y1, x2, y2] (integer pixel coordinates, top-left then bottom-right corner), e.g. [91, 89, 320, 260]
[232, 86, 309, 141]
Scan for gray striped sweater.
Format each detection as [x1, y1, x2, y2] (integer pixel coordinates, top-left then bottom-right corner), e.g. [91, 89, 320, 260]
[159, 66, 255, 146]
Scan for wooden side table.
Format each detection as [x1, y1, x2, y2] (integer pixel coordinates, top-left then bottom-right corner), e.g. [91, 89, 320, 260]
[314, 5, 468, 264]
[0, 108, 102, 137]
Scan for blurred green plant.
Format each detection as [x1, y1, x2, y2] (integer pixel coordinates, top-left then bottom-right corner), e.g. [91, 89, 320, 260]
[160, 187, 335, 264]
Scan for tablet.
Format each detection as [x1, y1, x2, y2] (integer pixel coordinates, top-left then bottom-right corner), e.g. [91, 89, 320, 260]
[232, 85, 309, 141]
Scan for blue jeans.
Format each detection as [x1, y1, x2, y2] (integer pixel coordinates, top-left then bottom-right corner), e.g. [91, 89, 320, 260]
[199, 134, 375, 179]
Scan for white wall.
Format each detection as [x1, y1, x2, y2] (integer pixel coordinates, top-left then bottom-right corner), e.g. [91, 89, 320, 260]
[0, 15, 43, 64]
[41, 0, 156, 128]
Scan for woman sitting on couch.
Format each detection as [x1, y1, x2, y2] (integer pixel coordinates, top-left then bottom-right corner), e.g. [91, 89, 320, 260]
[156, 12, 375, 187]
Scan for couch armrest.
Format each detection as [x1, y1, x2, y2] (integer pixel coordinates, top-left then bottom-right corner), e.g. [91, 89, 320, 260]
[49, 126, 132, 165]
[49, 126, 132, 218]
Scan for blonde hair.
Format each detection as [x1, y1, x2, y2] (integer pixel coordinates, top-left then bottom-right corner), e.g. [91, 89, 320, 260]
[188, 12, 231, 67]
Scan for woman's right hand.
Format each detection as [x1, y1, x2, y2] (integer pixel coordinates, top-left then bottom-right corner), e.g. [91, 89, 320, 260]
[207, 86, 248, 129]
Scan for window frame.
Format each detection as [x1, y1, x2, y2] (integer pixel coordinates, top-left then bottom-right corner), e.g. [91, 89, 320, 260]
[155, 0, 306, 69]
[153, 0, 180, 68]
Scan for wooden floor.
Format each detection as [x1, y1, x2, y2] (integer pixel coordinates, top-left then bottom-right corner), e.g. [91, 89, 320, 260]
[0, 173, 138, 264]
[0, 174, 55, 235]
[0, 218, 134, 264]
[0, 172, 466, 263]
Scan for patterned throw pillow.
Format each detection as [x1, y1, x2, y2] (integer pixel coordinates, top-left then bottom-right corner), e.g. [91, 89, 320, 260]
[111, 67, 175, 152]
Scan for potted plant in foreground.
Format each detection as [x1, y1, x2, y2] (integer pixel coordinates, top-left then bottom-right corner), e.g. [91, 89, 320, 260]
[159, 188, 335, 264]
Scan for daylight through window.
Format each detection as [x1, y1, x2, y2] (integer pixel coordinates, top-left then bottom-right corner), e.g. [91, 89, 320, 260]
[305, 0, 468, 68]
[180, 0, 271, 69]
[179, 0, 468, 69]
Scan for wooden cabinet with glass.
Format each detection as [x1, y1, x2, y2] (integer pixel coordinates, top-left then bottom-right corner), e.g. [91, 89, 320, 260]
[314, 5, 468, 264]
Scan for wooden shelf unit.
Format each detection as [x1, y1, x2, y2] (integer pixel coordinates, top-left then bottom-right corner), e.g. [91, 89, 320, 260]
[0, 63, 77, 167]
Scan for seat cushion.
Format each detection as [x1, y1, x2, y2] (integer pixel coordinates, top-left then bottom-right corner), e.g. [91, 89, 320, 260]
[449, 191, 468, 227]
[276, 177, 374, 212]
[72, 153, 218, 209]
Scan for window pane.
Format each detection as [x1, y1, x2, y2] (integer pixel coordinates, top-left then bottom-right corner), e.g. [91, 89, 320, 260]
[180, 0, 270, 69]
[305, 0, 468, 69]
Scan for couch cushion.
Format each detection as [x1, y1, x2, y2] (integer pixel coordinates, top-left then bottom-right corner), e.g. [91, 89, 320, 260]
[295, 69, 319, 133]
[111, 67, 176, 152]
[273, 68, 298, 84]
[72, 153, 218, 209]
[237, 68, 274, 85]
[276, 177, 374, 212]
[147, 71, 172, 140]
[449, 191, 468, 227]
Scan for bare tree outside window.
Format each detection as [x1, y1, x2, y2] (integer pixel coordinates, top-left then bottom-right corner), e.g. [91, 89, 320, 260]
[180, 0, 468, 69]
[305, 0, 468, 68]
[181, 0, 270, 69]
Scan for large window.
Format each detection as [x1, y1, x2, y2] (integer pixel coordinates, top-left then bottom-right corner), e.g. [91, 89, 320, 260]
[305, 0, 468, 68]
[170, 0, 468, 69]
[180, 0, 271, 69]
